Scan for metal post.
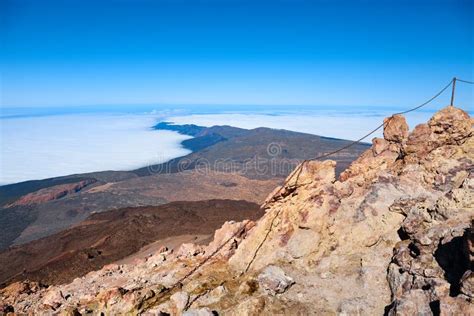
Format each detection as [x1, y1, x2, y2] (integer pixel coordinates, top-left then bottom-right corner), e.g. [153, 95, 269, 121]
[450, 77, 456, 106]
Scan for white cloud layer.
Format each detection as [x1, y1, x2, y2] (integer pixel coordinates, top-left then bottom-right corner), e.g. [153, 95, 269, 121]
[167, 111, 436, 141]
[0, 114, 191, 184]
[1, 106, 452, 185]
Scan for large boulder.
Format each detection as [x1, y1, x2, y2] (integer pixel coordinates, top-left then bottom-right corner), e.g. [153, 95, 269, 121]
[384, 114, 409, 143]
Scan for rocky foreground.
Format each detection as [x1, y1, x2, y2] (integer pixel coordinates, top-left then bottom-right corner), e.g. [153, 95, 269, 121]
[1, 106, 472, 315]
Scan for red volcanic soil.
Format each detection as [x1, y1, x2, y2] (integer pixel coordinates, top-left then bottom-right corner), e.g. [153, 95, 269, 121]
[0, 199, 262, 288]
[8, 179, 96, 207]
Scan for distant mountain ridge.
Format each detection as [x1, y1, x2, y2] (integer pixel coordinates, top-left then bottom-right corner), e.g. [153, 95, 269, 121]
[141, 122, 370, 178]
[153, 122, 248, 151]
[153, 122, 207, 136]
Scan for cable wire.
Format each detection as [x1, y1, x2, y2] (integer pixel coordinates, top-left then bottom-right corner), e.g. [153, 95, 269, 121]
[457, 78, 474, 84]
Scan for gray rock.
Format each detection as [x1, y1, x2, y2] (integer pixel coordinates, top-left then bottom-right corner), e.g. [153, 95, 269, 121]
[183, 307, 214, 316]
[257, 265, 294, 295]
[170, 291, 189, 314]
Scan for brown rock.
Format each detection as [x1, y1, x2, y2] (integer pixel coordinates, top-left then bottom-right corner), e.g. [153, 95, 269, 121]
[440, 296, 474, 316]
[42, 289, 64, 310]
[383, 114, 409, 143]
[203, 220, 255, 260]
[405, 123, 432, 155]
[428, 106, 472, 144]
[372, 137, 390, 156]
[176, 243, 203, 258]
[264, 160, 336, 204]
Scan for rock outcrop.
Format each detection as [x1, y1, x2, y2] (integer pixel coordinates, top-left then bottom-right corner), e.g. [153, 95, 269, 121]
[1, 106, 472, 315]
[7, 179, 96, 207]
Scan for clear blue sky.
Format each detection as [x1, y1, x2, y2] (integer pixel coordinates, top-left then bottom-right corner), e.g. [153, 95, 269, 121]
[1, 0, 472, 108]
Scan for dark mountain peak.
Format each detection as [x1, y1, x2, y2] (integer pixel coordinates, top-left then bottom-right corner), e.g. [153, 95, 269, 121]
[195, 125, 248, 139]
[154, 121, 248, 139]
[154, 122, 250, 151]
[153, 122, 206, 136]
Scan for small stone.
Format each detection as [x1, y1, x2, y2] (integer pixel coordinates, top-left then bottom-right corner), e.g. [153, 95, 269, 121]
[423, 268, 437, 278]
[158, 246, 169, 253]
[257, 265, 294, 295]
[170, 291, 189, 314]
[42, 289, 64, 310]
[418, 235, 432, 246]
[176, 244, 203, 258]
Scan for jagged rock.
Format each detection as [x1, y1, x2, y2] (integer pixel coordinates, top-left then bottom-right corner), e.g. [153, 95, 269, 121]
[176, 243, 204, 258]
[42, 288, 64, 310]
[146, 253, 166, 268]
[339, 114, 405, 183]
[383, 114, 409, 143]
[439, 296, 474, 315]
[428, 106, 472, 144]
[388, 289, 433, 316]
[296, 159, 336, 186]
[170, 291, 190, 314]
[406, 106, 472, 157]
[0, 281, 44, 298]
[96, 287, 127, 306]
[405, 123, 432, 155]
[204, 220, 254, 259]
[264, 160, 336, 204]
[257, 265, 294, 295]
[386, 177, 473, 314]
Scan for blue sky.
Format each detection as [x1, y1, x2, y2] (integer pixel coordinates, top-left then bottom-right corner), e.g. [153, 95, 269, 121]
[1, 0, 472, 108]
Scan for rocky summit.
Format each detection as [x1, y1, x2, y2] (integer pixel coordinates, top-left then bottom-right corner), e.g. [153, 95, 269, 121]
[1, 106, 472, 315]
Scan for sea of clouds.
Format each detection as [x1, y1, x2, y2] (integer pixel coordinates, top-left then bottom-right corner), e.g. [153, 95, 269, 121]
[167, 110, 437, 141]
[0, 113, 191, 184]
[0, 104, 453, 185]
